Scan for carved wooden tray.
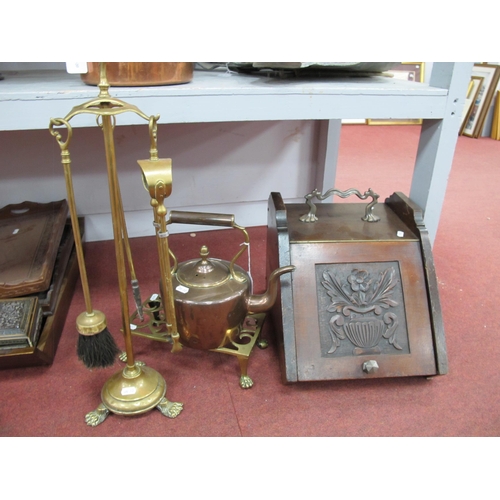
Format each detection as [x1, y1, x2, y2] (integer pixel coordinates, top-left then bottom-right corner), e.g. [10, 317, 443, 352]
[0, 200, 69, 298]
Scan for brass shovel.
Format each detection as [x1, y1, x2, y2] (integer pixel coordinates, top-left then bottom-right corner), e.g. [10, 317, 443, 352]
[138, 116, 182, 354]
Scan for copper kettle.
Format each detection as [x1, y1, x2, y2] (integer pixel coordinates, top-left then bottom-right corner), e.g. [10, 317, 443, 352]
[162, 211, 294, 350]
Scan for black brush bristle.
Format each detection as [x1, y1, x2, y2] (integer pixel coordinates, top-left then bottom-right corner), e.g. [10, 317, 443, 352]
[77, 328, 120, 369]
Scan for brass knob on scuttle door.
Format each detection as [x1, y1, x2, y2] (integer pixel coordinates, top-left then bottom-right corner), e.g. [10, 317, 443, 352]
[362, 360, 379, 373]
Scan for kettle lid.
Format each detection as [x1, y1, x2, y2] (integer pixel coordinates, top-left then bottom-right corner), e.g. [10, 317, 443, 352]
[176, 245, 231, 288]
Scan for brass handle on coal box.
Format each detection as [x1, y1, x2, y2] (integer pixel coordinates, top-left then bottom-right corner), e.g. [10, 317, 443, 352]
[167, 210, 250, 281]
[299, 187, 381, 223]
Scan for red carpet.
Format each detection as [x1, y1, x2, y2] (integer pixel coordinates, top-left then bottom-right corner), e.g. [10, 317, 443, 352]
[1, 125, 499, 439]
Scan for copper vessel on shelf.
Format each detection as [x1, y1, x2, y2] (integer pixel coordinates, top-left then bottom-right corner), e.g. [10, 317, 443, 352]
[81, 62, 193, 87]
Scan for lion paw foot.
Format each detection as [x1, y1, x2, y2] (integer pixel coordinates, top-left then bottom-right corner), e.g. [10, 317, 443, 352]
[257, 339, 269, 349]
[85, 403, 109, 427]
[239, 375, 254, 389]
[157, 398, 183, 418]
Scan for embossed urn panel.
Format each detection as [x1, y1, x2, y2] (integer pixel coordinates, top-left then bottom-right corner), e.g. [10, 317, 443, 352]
[266, 191, 447, 383]
[315, 261, 410, 359]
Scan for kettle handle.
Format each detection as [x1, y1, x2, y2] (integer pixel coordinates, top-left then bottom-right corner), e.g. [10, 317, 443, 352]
[166, 210, 249, 282]
[169, 210, 236, 227]
[299, 187, 381, 223]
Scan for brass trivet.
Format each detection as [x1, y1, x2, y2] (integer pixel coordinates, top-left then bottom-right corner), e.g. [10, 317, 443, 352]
[128, 296, 266, 389]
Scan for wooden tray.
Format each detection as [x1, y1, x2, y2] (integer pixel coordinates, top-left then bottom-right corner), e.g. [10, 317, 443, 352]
[0, 200, 68, 299]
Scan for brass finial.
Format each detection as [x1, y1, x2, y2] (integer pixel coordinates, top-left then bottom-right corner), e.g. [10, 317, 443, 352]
[200, 245, 209, 258]
[98, 62, 110, 98]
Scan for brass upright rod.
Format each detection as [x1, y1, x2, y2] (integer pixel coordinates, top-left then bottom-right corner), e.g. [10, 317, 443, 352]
[62, 151, 93, 315]
[101, 114, 135, 367]
[49, 119, 95, 317]
[112, 156, 143, 320]
[155, 204, 181, 352]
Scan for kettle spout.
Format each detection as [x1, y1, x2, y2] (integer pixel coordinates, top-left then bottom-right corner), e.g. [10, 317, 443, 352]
[247, 265, 295, 314]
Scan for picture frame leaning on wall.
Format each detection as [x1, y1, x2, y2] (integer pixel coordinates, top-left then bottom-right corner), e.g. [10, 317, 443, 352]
[462, 63, 500, 138]
[491, 91, 500, 140]
[367, 62, 425, 125]
[460, 76, 484, 136]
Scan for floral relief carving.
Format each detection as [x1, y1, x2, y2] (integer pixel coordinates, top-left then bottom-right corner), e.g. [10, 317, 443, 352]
[321, 266, 403, 355]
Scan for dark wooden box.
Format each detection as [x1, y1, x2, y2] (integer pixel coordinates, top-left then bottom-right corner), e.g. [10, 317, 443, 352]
[267, 191, 447, 383]
[0, 251, 78, 369]
[0, 218, 83, 369]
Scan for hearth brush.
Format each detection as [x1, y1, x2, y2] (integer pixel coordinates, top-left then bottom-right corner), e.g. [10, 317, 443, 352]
[49, 119, 119, 369]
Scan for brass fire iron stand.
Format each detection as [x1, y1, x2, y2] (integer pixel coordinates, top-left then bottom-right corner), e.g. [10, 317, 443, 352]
[49, 63, 183, 427]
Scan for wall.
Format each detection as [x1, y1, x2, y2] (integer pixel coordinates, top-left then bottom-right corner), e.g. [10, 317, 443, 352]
[0, 119, 321, 241]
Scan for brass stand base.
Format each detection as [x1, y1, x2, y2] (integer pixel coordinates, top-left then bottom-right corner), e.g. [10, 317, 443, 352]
[128, 297, 266, 389]
[85, 362, 183, 427]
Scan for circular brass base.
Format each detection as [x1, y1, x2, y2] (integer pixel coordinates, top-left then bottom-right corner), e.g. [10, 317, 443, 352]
[101, 364, 166, 416]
